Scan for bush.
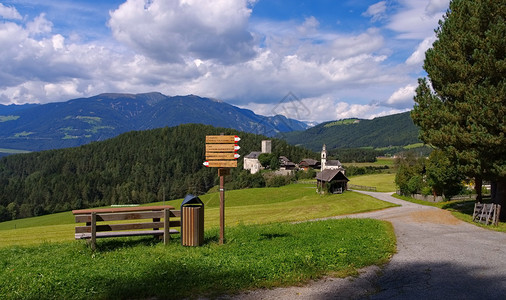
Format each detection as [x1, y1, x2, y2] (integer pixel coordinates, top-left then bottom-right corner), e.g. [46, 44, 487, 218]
[296, 169, 316, 180]
[421, 186, 432, 196]
[265, 175, 294, 187]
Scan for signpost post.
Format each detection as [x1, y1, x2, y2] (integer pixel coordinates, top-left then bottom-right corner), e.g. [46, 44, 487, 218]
[203, 135, 240, 244]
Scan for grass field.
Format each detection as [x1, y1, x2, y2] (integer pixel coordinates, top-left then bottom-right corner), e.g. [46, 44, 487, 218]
[0, 148, 31, 154]
[342, 157, 394, 168]
[0, 219, 395, 299]
[0, 182, 397, 299]
[348, 173, 397, 192]
[0, 183, 398, 247]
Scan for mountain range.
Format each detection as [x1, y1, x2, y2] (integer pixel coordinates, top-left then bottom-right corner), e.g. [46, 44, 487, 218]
[0, 92, 309, 152]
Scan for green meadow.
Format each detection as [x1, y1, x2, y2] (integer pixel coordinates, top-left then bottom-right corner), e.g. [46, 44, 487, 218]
[348, 173, 397, 192]
[0, 183, 397, 246]
[0, 182, 398, 299]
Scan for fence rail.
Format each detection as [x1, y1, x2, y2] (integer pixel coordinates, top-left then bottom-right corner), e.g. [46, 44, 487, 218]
[348, 184, 376, 192]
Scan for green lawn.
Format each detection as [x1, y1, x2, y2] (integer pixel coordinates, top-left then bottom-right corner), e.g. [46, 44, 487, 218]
[0, 183, 397, 247]
[348, 173, 397, 192]
[0, 219, 395, 299]
[0, 182, 398, 299]
[342, 157, 394, 168]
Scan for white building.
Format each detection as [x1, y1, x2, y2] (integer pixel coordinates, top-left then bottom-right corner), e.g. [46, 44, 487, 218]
[321, 144, 345, 174]
[244, 140, 271, 174]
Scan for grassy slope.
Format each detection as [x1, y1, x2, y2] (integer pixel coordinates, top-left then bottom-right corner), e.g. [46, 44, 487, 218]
[0, 183, 398, 299]
[348, 173, 397, 192]
[0, 183, 397, 247]
[343, 157, 394, 167]
[0, 219, 395, 299]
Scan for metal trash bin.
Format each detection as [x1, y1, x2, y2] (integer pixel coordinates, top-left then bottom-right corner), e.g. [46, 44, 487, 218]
[181, 194, 204, 246]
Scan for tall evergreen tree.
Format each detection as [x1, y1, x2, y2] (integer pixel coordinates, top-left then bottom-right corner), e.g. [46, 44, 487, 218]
[412, 0, 505, 216]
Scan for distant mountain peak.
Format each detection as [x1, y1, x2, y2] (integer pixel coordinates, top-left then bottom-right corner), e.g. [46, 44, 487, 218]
[0, 92, 308, 153]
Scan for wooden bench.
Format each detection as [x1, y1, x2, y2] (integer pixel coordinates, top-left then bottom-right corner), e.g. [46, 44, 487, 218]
[72, 205, 181, 250]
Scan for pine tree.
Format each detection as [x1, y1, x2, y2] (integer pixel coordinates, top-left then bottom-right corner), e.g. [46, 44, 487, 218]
[412, 0, 505, 216]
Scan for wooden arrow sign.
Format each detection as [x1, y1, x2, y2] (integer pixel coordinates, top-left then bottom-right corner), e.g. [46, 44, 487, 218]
[206, 135, 241, 143]
[203, 160, 238, 168]
[206, 153, 240, 160]
[206, 144, 240, 152]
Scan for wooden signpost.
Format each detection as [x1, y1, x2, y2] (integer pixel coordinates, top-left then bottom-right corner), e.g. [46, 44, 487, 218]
[203, 135, 240, 244]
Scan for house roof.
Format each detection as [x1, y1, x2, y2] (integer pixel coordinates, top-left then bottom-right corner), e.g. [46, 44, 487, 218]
[299, 158, 319, 166]
[316, 169, 349, 182]
[326, 160, 342, 167]
[245, 151, 262, 159]
[279, 156, 290, 163]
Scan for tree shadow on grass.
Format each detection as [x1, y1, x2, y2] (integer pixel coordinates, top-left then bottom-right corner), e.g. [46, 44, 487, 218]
[86, 235, 182, 252]
[442, 197, 494, 216]
[259, 232, 291, 240]
[94, 259, 506, 299]
[89, 232, 222, 252]
[442, 200, 476, 214]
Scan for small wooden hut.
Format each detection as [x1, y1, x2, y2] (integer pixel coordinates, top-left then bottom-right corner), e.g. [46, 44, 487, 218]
[316, 169, 349, 194]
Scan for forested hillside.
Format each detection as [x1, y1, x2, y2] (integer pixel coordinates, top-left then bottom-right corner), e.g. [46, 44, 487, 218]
[281, 112, 420, 151]
[0, 124, 315, 221]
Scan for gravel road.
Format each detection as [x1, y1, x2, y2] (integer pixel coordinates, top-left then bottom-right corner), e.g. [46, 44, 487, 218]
[222, 191, 506, 299]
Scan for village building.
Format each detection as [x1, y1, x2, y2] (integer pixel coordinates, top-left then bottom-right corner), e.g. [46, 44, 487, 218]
[244, 140, 272, 174]
[279, 156, 297, 170]
[298, 159, 320, 170]
[320, 144, 345, 173]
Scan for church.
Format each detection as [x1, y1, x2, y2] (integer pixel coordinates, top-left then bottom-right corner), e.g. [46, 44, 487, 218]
[320, 144, 345, 173]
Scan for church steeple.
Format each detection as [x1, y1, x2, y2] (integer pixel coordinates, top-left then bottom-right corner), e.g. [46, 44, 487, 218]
[321, 144, 327, 170]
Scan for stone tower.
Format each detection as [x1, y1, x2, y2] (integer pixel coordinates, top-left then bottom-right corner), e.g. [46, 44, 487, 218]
[321, 144, 327, 170]
[261, 140, 272, 153]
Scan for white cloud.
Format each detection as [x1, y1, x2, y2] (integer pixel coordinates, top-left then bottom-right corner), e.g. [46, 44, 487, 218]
[108, 0, 256, 64]
[387, 0, 449, 39]
[0, 0, 447, 122]
[425, 0, 449, 15]
[241, 94, 409, 122]
[0, 3, 22, 20]
[44, 79, 80, 99]
[297, 16, 319, 35]
[384, 84, 417, 108]
[405, 36, 435, 66]
[362, 1, 387, 22]
[26, 13, 53, 35]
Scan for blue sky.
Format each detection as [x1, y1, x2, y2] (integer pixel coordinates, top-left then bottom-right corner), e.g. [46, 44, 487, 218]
[0, 0, 449, 122]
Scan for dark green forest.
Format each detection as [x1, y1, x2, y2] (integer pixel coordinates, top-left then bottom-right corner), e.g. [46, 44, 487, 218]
[329, 148, 380, 163]
[0, 124, 316, 221]
[281, 111, 420, 151]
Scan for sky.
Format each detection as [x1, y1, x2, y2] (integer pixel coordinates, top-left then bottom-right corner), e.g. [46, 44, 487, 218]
[0, 0, 450, 123]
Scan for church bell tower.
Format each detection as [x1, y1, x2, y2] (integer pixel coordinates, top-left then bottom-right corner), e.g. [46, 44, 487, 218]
[321, 144, 327, 170]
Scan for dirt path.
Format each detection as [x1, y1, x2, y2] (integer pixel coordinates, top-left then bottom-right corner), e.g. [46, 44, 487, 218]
[222, 191, 506, 299]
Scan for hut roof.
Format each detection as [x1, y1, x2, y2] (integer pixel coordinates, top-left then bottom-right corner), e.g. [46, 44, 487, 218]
[316, 169, 349, 182]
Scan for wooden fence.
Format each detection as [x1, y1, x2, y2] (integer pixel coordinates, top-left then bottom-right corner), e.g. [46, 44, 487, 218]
[348, 184, 377, 192]
[473, 203, 501, 226]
